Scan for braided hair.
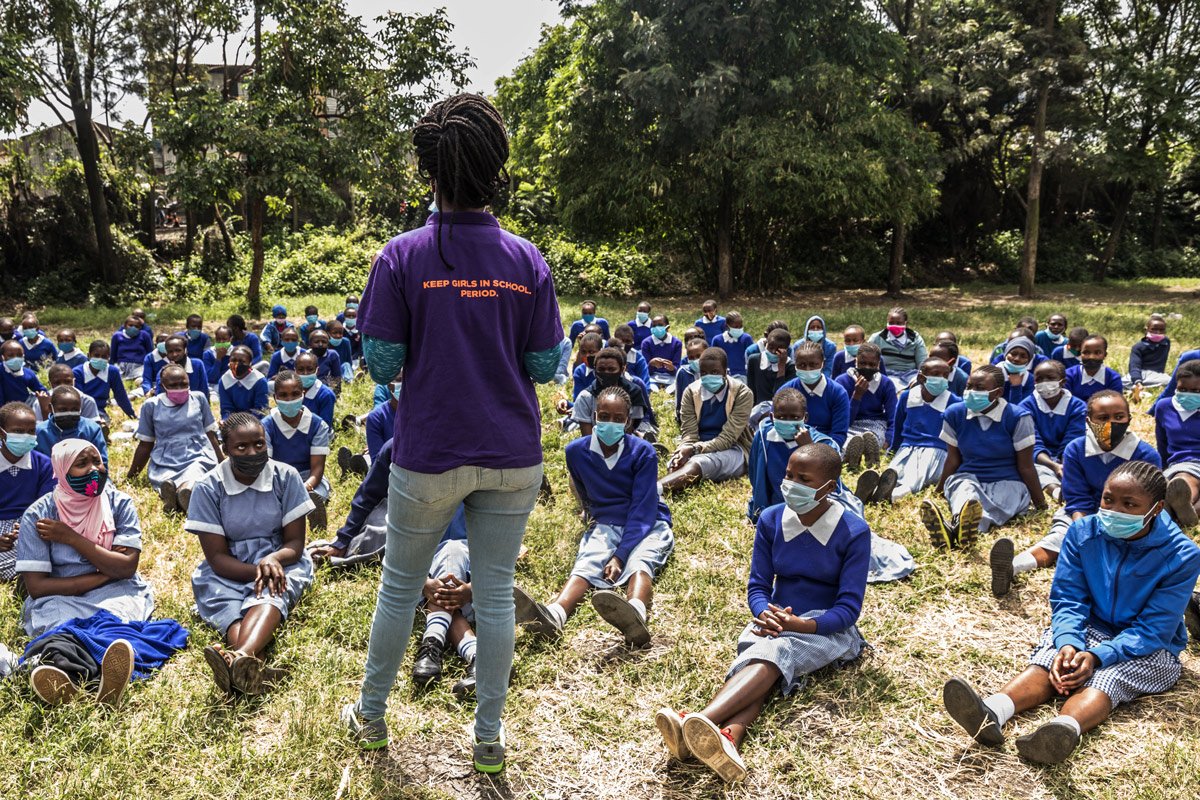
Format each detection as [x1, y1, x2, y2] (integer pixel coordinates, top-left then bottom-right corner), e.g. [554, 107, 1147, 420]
[1108, 460, 1167, 505]
[595, 385, 632, 413]
[219, 411, 263, 445]
[975, 363, 1004, 390]
[413, 93, 510, 271]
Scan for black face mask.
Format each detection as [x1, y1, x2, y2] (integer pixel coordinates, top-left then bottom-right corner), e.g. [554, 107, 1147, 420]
[857, 368, 878, 381]
[54, 413, 80, 430]
[232, 362, 250, 379]
[1081, 358, 1104, 372]
[229, 450, 269, 479]
[311, 346, 328, 357]
[1088, 419, 1129, 451]
[622, 342, 633, 353]
[585, 355, 596, 368]
[594, 372, 621, 389]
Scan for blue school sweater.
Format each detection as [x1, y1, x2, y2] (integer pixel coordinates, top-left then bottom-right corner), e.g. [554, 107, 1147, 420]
[302, 381, 337, 429]
[626, 319, 653, 347]
[267, 348, 305, 379]
[329, 337, 353, 368]
[673, 364, 697, 422]
[182, 330, 211, 360]
[564, 434, 671, 566]
[747, 420, 842, 521]
[261, 321, 294, 352]
[152, 358, 209, 396]
[109, 328, 152, 363]
[313, 349, 342, 387]
[940, 399, 1035, 482]
[1064, 364, 1122, 402]
[1051, 345, 1080, 369]
[217, 371, 268, 420]
[834, 369, 898, 443]
[0, 449, 55, 519]
[1052, 513, 1200, 664]
[640, 334, 683, 381]
[746, 353, 796, 405]
[624, 348, 651, 389]
[1060, 433, 1161, 517]
[1017, 391, 1086, 462]
[830, 351, 890, 381]
[55, 347, 87, 369]
[572, 363, 595, 400]
[698, 391, 729, 442]
[345, 329, 362, 360]
[695, 315, 726, 343]
[372, 382, 392, 408]
[229, 330, 263, 363]
[1128, 337, 1170, 383]
[19, 334, 56, 368]
[298, 320, 325, 347]
[365, 400, 396, 460]
[710, 330, 753, 377]
[569, 317, 610, 344]
[1154, 348, 1200, 409]
[891, 389, 962, 451]
[778, 375, 851, 447]
[748, 502, 870, 635]
[955, 355, 973, 374]
[1002, 370, 1035, 406]
[73, 363, 135, 417]
[202, 348, 230, 385]
[263, 409, 331, 475]
[1, 365, 47, 405]
[1035, 329, 1066, 358]
[35, 416, 109, 466]
[141, 351, 167, 394]
[1153, 398, 1200, 467]
[948, 366, 969, 397]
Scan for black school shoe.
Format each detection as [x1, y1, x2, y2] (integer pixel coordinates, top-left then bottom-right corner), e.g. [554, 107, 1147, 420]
[955, 500, 983, 549]
[989, 537, 1015, 597]
[1016, 719, 1080, 764]
[591, 590, 651, 648]
[921, 500, 956, 550]
[451, 657, 476, 700]
[861, 432, 881, 468]
[942, 677, 1004, 747]
[1185, 593, 1200, 642]
[872, 468, 898, 505]
[336, 446, 353, 474]
[411, 637, 444, 688]
[348, 453, 369, 477]
[1166, 477, 1199, 529]
[842, 434, 866, 471]
[854, 470, 880, 504]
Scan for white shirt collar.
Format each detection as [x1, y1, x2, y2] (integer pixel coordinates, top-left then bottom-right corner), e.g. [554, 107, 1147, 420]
[1172, 396, 1199, 421]
[59, 346, 82, 360]
[151, 350, 167, 364]
[4, 450, 33, 470]
[847, 368, 882, 392]
[651, 334, 669, 345]
[625, 350, 637, 364]
[967, 397, 1007, 422]
[888, 331, 909, 347]
[781, 502, 844, 545]
[1084, 427, 1141, 460]
[588, 431, 625, 469]
[304, 380, 322, 399]
[87, 363, 110, 383]
[220, 369, 264, 391]
[218, 458, 274, 495]
[1034, 388, 1072, 416]
[270, 407, 312, 438]
[699, 380, 729, 402]
[759, 353, 787, 371]
[1080, 367, 1104, 385]
[4, 363, 24, 376]
[723, 331, 740, 343]
[908, 388, 951, 410]
[803, 375, 827, 396]
[765, 424, 800, 449]
[21, 334, 46, 348]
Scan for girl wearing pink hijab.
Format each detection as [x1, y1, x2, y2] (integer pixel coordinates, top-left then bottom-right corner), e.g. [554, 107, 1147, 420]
[14, 439, 184, 706]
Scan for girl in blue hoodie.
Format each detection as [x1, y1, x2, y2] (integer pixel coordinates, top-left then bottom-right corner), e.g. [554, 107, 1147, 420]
[790, 315, 837, 378]
[942, 461, 1200, 765]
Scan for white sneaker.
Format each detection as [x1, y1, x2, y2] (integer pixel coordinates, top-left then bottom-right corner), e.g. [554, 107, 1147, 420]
[655, 708, 691, 761]
[681, 712, 747, 783]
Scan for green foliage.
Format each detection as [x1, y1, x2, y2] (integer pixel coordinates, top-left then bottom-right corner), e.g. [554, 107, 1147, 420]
[263, 224, 387, 297]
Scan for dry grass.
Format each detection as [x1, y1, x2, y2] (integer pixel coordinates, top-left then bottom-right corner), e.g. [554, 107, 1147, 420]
[1, 279, 1199, 800]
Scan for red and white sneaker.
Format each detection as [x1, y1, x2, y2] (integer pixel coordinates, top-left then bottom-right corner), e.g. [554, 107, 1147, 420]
[681, 713, 747, 783]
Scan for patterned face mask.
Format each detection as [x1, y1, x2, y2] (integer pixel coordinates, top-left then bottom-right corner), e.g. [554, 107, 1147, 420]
[1088, 419, 1128, 451]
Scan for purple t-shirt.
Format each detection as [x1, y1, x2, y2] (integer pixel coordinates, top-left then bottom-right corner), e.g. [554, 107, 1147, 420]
[358, 212, 563, 473]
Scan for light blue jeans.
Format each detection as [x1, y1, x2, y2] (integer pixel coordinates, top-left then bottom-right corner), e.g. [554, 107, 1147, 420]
[358, 462, 543, 742]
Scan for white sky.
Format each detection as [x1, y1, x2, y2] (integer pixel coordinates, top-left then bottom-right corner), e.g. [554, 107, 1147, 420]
[21, 0, 562, 135]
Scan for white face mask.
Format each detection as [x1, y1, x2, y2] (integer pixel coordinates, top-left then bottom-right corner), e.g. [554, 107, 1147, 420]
[1035, 380, 1062, 399]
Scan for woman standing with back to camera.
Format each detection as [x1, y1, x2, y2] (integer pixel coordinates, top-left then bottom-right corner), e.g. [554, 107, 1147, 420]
[342, 94, 564, 773]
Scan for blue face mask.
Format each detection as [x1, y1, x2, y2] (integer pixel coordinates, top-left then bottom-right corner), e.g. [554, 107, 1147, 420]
[727, 327, 744, 338]
[582, 314, 596, 324]
[89, 357, 108, 373]
[330, 336, 344, 346]
[276, 397, 304, 417]
[23, 328, 38, 341]
[688, 358, 701, 374]
[636, 311, 650, 325]
[1176, 391, 1200, 411]
[651, 325, 667, 340]
[844, 344, 861, 357]
[300, 373, 317, 388]
[593, 420, 625, 446]
[700, 375, 725, 393]
[345, 318, 357, 329]
[963, 389, 995, 412]
[346, 302, 359, 311]
[780, 478, 830, 515]
[922, 375, 949, 396]
[124, 326, 139, 338]
[57, 341, 74, 352]
[156, 342, 167, 355]
[2, 430, 36, 457]
[187, 328, 201, 339]
[766, 351, 780, 365]
[306, 315, 319, 325]
[283, 342, 298, 354]
[772, 419, 805, 440]
[4, 357, 24, 373]
[797, 368, 823, 384]
[390, 383, 402, 400]
[1097, 506, 1155, 540]
[807, 330, 825, 343]
[1002, 358, 1028, 374]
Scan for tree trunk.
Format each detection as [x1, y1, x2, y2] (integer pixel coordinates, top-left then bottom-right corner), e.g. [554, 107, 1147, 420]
[716, 179, 733, 298]
[213, 203, 236, 260]
[1093, 185, 1134, 282]
[887, 219, 906, 297]
[247, 196, 265, 315]
[185, 204, 196, 255]
[1019, 1, 1055, 298]
[140, 190, 156, 249]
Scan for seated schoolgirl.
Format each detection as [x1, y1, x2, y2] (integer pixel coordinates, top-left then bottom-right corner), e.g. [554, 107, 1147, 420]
[2, 338, 49, 414]
[295, 352, 336, 428]
[326, 320, 355, 382]
[867, 306, 927, 385]
[1, 403, 55, 581]
[991, 390, 1159, 596]
[262, 371, 332, 528]
[217, 345, 268, 420]
[627, 301, 653, 347]
[203, 325, 232, 386]
[922, 365, 1046, 549]
[1126, 313, 1171, 391]
[139, 333, 171, 396]
[572, 347, 654, 441]
[37, 364, 98, 423]
[835, 342, 896, 471]
[1154, 359, 1200, 529]
[672, 335, 706, 421]
[659, 347, 754, 493]
[517, 386, 673, 648]
[147, 334, 209, 397]
[17, 314, 56, 368]
[226, 314, 263, 366]
[694, 299, 725, 343]
[934, 330, 973, 374]
[746, 327, 795, 406]
[36, 386, 108, 466]
[306, 330, 343, 393]
[929, 342, 968, 397]
[186, 413, 315, 696]
[299, 305, 325, 347]
[110, 315, 153, 384]
[569, 300, 609, 344]
[944, 462, 1200, 765]
[999, 336, 1037, 405]
[261, 305, 292, 354]
[182, 313, 210, 360]
[710, 311, 752, 380]
[639, 315, 683, 393]
[267, 327, 304, 378]
[571, 333, 604, 401]
[73, 341, 136, 424]
[342, 305, 363, 364]
[54, 329, 87, 369]
[655, 443, 869, 783]
[16, 439, 187, 706]
[1035, 313, 1068, 357]
[792, 315, 837, 377]
[1065, 336, 1122, 402]
[127, 365, 221, 515]
[1017, 360, 1086, 503]
[1051, 326, 1088, 370]
[743, 319, 788, 368]
[829, 325, 879, 380]
[988, 326, 1041, 368]
[779, 342, 850, 448]
[610, 324, 652, 389]
[336, 295, 359, 324]
[881, 358, 961, 504]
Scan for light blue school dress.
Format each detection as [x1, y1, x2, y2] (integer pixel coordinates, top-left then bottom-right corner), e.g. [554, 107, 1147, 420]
[185, 460, 315, 635]
[16, 486, 155, 637]
[135, 392, 219, 490]
[262, 407, 332, 500]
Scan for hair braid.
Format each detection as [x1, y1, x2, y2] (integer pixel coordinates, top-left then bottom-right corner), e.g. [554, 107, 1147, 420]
[220, 411, 263, 444]
[1109, 460, 1167, 505]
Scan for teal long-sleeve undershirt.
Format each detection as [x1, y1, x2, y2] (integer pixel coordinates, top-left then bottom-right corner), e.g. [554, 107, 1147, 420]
[364, 335, 561, 385]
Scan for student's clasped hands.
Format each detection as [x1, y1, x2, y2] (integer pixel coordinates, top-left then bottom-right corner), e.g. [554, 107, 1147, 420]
[753, 603, 799, 638]
[255, 555, 286, 598]
[1050, 645, 1098, 694]
[432, 573, 471, 611]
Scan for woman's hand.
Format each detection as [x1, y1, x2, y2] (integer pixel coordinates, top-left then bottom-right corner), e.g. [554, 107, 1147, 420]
[602, 557, 624, 584]
[35, 519, 77, 546]
[255, 555, 285, 597]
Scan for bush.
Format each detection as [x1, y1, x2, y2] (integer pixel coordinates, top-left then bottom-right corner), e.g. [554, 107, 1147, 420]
[263, 224, 388, 296]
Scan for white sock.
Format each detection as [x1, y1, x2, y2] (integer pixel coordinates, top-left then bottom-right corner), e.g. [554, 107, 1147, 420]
[984, 693, 1015, 726]
[546, 602, 568, 627]
[627, 597, 647, 622]
[1051, 714, 1081, 735]
[1013, 552, 1039, 574]
[423, 610, 451, 644]
[456, 632, 477, 662]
